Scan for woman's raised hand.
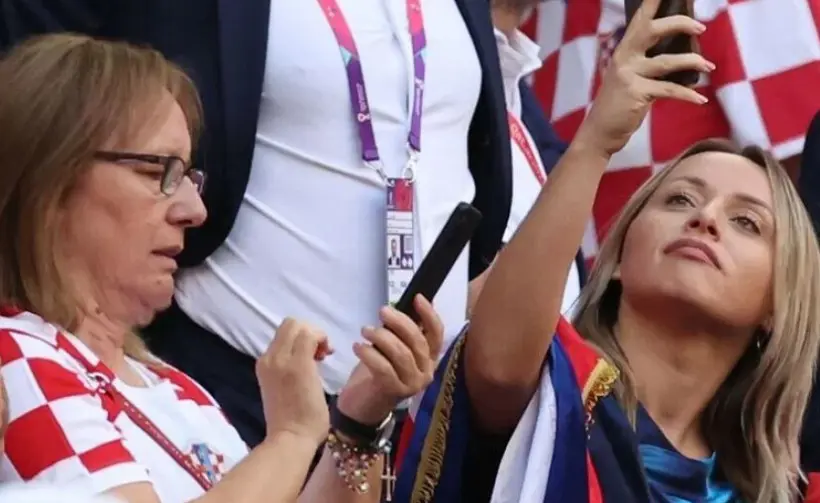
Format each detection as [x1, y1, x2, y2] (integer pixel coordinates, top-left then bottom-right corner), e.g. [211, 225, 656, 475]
[257, 319, 334, 446]
[574, 0, 715, 156]
[337, 295, 444, 425]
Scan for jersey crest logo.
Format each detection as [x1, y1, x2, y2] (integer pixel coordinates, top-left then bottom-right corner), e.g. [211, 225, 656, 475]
[187, 443, 226, 484]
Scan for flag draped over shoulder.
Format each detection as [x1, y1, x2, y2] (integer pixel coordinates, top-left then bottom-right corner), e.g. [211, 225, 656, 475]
[523, 0, 820, 263]
[393, 320, 630, 503]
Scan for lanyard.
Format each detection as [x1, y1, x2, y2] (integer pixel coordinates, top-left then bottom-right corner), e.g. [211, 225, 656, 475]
[317, 0, 427, 182]
[507, 112, 546, 185]
[56, 334, 214, 491]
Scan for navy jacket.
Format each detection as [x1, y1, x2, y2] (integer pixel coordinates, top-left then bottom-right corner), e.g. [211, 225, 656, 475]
[799, 110, 820, 236]
[798, 110, 820, 499]
[0, 0, 513, 279]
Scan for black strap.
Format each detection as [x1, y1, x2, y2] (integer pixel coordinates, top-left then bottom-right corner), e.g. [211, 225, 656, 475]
[329, 396, 386, 445]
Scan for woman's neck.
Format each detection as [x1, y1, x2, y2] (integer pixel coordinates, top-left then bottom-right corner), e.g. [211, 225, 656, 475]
[74, 307, 140, 384]
[616, 300, 751, 458]
[63, 266, 149, 386]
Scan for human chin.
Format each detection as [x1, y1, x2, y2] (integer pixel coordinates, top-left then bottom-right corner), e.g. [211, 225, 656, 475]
[621, 258, 718, 314]
[131, 274, 175, 326]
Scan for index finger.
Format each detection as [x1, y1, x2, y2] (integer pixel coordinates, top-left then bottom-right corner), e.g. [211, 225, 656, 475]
[292, 325, 330, 361]
[414, 295, 444, 360]
[620, 0, 663, 52]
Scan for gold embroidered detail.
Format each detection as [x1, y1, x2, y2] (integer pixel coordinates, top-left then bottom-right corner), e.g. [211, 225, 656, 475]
[582, 359, 619, 434]
[410, 330, 467, 503]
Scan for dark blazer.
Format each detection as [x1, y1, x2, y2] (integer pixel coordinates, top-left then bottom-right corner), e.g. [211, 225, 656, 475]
[1, 0, 512, 279]
[799, 110, 820, 236]
[519, 81, 587, 286]
[799, 110, 820, 499]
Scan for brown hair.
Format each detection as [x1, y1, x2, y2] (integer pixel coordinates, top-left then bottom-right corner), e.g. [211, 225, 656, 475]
[0, 34, 202, 359]
[573, 139, 820, 501]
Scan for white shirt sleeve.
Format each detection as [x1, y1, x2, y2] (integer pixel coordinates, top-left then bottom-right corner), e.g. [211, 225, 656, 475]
[0, 329, 151, 495]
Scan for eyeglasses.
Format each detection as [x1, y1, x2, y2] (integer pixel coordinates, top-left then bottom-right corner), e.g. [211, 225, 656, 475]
[93, 151, 206, 196]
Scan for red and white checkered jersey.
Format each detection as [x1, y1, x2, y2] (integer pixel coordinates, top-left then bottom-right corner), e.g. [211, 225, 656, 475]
[0, 483, 123, 503]
[524, 0, 820, 259]
[0, 310, 249, 502]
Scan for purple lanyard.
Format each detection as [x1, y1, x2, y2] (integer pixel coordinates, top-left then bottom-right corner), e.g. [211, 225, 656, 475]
[317, 0, 428, 180]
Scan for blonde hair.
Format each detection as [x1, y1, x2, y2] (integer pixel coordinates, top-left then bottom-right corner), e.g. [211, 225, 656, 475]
[573, 139, 820, 502]
[0, 34, 202, 361]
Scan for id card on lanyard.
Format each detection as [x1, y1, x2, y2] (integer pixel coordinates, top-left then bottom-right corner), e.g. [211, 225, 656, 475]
[318, 0, 428, 305]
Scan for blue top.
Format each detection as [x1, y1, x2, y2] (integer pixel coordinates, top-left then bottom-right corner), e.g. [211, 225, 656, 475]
[637, 407, 740, 503]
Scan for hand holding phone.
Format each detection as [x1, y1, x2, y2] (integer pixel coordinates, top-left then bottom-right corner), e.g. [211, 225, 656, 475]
[393, 202, 482, 322]
[625, 0, 701, 86]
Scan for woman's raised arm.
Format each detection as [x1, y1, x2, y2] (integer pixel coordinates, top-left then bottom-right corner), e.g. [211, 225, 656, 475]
[466, 0, 714, 432]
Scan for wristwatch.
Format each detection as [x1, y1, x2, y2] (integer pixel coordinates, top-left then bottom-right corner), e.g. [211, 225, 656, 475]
[329, 398, 396, 450]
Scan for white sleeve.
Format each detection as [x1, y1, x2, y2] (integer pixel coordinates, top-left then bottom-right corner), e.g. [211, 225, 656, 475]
[0, 330, 151, 495]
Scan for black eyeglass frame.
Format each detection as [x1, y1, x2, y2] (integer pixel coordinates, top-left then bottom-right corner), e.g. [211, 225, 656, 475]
[94, 150, 206, 196]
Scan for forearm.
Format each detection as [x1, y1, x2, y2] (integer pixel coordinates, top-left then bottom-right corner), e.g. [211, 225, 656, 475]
[194, 432, 318, 503]
[298, 444, 383, 503]
[467, 141, 610, 430]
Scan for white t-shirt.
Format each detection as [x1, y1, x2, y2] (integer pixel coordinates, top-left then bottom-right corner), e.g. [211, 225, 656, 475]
[496, 28, 581, 316]
[0, 310, 249, 503]
[175, 0, 483, 393]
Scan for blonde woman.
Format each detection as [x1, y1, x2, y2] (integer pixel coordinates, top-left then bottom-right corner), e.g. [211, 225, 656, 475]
[393, 0, 820, 502]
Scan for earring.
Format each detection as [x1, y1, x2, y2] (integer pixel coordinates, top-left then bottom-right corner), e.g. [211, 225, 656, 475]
[756, 330, 771, 353]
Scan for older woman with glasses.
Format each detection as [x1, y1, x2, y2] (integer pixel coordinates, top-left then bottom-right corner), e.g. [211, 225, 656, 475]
[92, 151, 207, 197]
[0, 34, 443, 503]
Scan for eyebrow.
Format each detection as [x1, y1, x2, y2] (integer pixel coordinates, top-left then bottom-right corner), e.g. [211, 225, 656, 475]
[669, 175, 773, 213]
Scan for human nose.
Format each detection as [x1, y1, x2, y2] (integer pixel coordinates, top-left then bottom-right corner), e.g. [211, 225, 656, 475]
[684, 200, 720, 239]
[167, 177, 207, 228]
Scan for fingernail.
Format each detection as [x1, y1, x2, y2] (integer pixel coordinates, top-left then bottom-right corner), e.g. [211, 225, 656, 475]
[361, 326, 375, 337]
[696, 22, 706, 33]
[698, 94, 709, 104]
[706, 61, 716, 71]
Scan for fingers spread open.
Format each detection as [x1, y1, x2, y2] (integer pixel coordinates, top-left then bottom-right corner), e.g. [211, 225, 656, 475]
[635, 75, 709, 104]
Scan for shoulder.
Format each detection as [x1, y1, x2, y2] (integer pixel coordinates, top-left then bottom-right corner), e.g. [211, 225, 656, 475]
[0, 309, 97, 384]
[0, 312, 150, 489]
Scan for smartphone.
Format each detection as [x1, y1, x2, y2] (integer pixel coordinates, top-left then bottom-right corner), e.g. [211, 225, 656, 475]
[625, 0, 700, 87]
[393, 202, 483, 322]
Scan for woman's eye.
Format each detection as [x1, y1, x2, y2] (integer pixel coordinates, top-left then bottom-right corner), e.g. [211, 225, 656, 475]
[136, 167, 165, 179]
[665, 193, 693, 207]
[733, 215, 761, 234]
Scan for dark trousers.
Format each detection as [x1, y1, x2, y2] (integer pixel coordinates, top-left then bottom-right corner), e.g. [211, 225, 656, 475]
[144, 302, 405, 493]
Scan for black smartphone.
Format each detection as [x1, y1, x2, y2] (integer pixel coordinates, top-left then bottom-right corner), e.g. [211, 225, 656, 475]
[625, 0, 700, 87]
[393, 202, 482, 322]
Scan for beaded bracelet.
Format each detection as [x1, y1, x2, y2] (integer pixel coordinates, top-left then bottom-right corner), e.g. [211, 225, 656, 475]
[326, 430, 388, 493]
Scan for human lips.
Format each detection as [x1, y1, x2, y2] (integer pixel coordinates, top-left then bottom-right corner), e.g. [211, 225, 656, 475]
[663, 237, 721, 269]
[151, 246, 182, 271]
